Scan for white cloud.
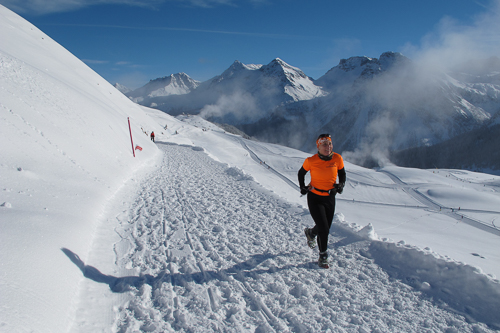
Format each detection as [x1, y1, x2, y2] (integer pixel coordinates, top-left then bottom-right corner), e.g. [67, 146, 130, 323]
[404, 0, 500, 70]
[0, 0, 256, 15]
[0, 0, 156, 15]
[82, 59, 109, 65]
[199, 91, 260, 122]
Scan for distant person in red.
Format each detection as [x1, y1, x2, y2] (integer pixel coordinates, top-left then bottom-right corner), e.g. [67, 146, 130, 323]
[150, 131, 155, 142]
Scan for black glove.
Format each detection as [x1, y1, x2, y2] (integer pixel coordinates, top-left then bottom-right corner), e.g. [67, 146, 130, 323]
[336, 183, 345, 194]
[300, 186, 309, 195]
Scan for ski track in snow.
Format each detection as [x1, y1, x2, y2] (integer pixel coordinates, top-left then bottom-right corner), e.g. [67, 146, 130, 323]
[379, 170, 500, 236]
[107, 143, 496, 332]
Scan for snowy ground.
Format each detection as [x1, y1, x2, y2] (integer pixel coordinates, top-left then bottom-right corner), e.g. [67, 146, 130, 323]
[1, 5, 500, 332]
[65, 110, 500, 333]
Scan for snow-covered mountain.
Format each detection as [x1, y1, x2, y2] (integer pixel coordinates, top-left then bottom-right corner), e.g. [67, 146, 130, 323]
[392, 123, 500, 171]
[208, 58, 325, 102]
[126, 72, 200, 104]
[315, 52, 411, 88]
[128, 52, 500, 170]
[242, 53, 500, 168]
[130, 58, 327, 124]
[260, 58, 326, 101]
[0, 5, 160, 332]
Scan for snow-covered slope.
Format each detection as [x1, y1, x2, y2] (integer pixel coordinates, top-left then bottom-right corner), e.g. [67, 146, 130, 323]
[114, 82, 132, 94]
[0, 5, 164, 332]
[77, 109, 500, 332]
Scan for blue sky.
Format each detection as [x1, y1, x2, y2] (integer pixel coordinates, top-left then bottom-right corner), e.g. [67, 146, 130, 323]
[2, 0, 500, 89]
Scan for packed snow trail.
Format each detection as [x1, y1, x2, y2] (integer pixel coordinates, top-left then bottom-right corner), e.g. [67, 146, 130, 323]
[106, 142, 495, 332]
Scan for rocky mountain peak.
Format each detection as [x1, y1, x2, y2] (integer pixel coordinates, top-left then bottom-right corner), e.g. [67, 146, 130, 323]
[260, 58, 312, 86]
[316, 52, 412, 88]
[337, 56, 378, 72]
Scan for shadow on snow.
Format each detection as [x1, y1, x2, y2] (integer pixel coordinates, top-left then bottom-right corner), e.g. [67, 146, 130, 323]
[61, 248, 313, 294]
[63, 222, 500, 330]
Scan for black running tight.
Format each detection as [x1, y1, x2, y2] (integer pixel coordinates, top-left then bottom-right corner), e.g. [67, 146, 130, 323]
[307, 192, 336, 253]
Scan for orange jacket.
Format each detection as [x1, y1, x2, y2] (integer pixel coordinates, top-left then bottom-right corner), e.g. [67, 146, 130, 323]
[302, 153, 344, 196]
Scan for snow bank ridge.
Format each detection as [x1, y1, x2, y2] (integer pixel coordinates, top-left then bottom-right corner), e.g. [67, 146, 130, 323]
[225, 166, 255, 181]
[334, 215, 500, 330]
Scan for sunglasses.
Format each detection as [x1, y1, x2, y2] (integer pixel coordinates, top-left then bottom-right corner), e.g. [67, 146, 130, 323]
[317, 134, 331, 139]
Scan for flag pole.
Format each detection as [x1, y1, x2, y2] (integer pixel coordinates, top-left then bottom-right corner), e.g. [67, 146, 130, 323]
[128, 117, 135, 157]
